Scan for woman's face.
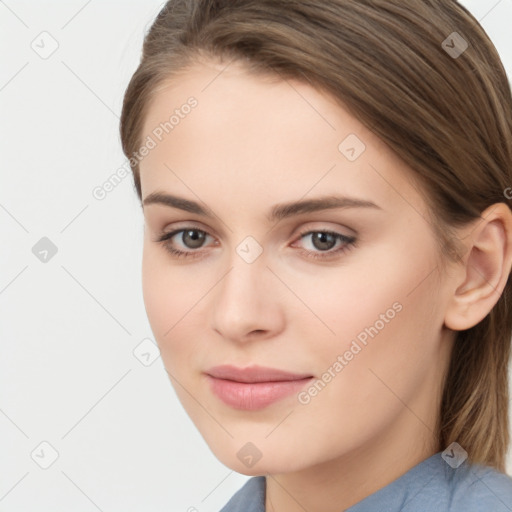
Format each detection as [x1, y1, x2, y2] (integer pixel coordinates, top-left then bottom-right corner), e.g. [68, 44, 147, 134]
[138, 58, 455, 474]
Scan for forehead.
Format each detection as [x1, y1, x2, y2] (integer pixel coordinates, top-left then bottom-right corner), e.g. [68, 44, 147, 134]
[141, 58, 346, 150]
[138, 59, 423, 216]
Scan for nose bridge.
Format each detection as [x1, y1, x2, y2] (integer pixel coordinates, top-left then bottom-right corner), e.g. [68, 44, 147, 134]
[210, 242, 283, 340]
[221, 232, 268, 298]
[226, 260, 259, 303]
[218, 248, 268, 315]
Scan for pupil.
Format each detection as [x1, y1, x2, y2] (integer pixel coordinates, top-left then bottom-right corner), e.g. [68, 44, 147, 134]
[183, 230, 205, 249]
[313, 232, 336, 251]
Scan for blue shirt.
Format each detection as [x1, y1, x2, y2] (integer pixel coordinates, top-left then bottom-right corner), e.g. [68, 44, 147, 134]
[219, 451, 512, 511]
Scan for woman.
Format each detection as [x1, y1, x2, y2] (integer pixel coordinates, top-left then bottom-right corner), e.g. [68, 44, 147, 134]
[120, 1, 512, 510]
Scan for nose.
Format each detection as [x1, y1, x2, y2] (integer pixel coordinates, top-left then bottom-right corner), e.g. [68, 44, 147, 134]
[210, 252, 285, 343]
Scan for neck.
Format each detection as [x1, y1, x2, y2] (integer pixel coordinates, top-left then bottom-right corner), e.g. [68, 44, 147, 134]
[264, 409, 439, 512]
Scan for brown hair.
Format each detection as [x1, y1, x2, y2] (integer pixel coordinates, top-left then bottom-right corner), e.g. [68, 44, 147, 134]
[120, 0, 512, 471]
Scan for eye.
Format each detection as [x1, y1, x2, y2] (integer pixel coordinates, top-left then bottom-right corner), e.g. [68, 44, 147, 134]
[155, 228, 215, 259]
[292, 229, 357, 260]
[154, 227, 357, 261]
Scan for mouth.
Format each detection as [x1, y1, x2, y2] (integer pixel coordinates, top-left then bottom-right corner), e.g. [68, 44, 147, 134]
[205, 365, 314, 410]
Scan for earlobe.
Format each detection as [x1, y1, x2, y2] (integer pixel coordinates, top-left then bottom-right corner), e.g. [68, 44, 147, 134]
[444, 203, 512, 332]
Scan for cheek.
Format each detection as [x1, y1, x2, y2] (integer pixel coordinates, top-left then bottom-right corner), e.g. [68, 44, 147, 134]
[141, 245, 194, 356]
[295, 244, 442, 414]
[291, 240, 441, 381]
[287, 257, 420, 351]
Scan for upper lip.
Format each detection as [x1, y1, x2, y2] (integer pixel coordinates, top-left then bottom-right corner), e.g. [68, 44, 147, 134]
[205, 365, 313, 383]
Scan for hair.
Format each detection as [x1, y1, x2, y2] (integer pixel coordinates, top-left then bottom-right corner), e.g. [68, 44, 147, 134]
[120, 0, 512, 472]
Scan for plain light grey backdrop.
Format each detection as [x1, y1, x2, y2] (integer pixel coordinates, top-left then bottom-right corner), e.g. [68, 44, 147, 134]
[1, 1, 512, 511]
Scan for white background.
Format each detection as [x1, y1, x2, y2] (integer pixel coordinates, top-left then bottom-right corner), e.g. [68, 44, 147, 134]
[1, 1, 511, 511]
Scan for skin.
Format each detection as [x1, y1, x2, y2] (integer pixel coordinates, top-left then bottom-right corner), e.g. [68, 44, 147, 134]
[137, 57, 512, 512]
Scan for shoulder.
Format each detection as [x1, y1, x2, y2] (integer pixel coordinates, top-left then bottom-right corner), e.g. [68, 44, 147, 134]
[348, 452, 512, 512]
[218, 476, 266, 512]
[447, 462, 512, 511]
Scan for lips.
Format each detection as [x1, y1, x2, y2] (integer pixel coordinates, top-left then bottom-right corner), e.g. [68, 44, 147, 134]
[206, 364, 312, 382]
[205, 365, 314, 410]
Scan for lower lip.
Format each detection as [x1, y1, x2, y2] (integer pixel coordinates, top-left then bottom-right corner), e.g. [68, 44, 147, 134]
[206, 375, 313, 410]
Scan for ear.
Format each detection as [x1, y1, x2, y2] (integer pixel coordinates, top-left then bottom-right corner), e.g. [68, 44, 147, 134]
[444, 203, 512, 331]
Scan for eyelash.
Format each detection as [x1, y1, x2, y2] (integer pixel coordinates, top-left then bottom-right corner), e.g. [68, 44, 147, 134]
[154, 227, 357, 261]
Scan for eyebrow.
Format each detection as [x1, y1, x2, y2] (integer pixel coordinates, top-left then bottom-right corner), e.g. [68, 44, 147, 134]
[142, 191, 381, 223]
